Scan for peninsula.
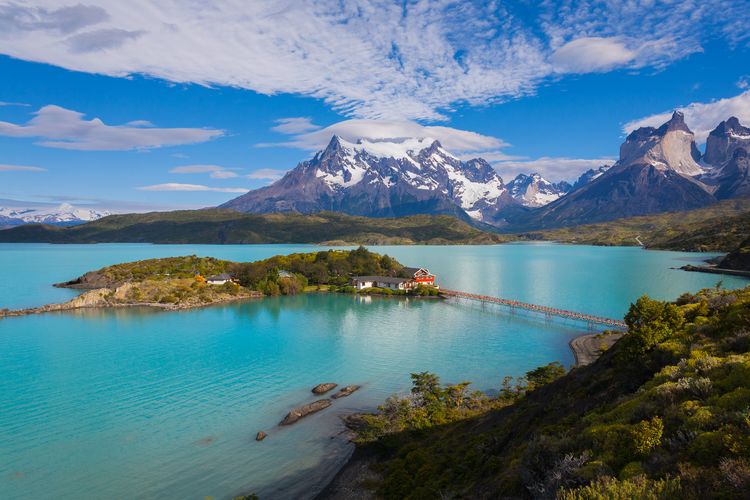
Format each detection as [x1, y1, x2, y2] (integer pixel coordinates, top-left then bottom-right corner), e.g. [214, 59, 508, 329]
[0, 248, 439, 318]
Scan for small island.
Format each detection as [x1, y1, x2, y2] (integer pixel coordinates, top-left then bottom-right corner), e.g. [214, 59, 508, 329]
[0, 247, 439, 318]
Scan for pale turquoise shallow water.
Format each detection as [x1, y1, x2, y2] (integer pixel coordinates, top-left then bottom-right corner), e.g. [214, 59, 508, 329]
[0, 243, 747, 499]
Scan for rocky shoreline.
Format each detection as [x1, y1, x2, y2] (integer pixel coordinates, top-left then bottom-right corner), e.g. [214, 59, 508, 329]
[0, 284, 262, 319]
[680, 264, 750, 278]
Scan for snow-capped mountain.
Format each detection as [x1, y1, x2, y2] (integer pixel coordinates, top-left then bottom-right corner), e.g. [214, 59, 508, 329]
[0, 203, 111, 227]
[507, 173, 571, 207]
[222, 136, 517, 225]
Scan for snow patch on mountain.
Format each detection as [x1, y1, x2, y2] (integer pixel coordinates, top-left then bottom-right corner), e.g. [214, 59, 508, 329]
[507, 173, 571, 207]
[0, 203, 111, 226]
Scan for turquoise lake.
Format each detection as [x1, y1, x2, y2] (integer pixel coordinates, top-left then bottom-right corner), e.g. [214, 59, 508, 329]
[1, 243, 747, 499]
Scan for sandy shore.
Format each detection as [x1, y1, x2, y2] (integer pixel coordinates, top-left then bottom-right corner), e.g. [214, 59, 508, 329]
[569, 330, 624, 366]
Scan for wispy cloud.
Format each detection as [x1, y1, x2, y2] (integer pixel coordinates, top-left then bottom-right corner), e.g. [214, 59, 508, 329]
[0, 163, 46, 172]
[263, 118, 513, 160]
[0, 1, 743, 120]
[246, 168, 285, 181]
[551, 37, 636, 73]
[494, 157, 614, 182]
[271, 117, 320, 135]
[623, 90, 750, 143]
[0, 101, 30, 107]
[169, 164, 238, 179]
[0, 105, 223, 150]
[137, 183, 247, 193]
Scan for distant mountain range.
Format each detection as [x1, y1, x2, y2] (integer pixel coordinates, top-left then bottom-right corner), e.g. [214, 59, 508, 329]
[221, 112, 750, 229]
[0, 203, 111, 228]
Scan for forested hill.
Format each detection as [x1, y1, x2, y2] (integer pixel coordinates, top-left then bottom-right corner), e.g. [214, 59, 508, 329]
[0, 209, 507, 245]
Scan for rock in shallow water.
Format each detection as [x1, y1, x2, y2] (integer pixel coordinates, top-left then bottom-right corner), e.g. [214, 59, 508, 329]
[312, 382, 338, 394]
[331, 385, 361, 399]
[280, 399, 332, 425]
[255, 431, 267, 441]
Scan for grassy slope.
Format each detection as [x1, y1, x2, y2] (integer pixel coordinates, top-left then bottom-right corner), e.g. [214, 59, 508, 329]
[0, 209, 509, 245]
[338, 286, 750, 499]
[527, 199, 750, 252]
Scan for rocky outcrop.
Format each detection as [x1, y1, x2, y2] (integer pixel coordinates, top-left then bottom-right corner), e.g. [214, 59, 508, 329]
[719, 237, 750, 271]
[704, 117, 750, 167]
[331, 385, 361, 399]
[279, 399, 332, 425]
[715, 148, 750, 199]
[312, 383, 338, 395]
[255, 431, 268, 441]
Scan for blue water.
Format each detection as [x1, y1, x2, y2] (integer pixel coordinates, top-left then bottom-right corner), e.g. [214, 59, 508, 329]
[0, 243, 747, 499]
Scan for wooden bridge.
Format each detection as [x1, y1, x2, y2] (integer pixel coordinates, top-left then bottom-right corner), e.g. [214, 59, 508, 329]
[439, 289, 627, 329]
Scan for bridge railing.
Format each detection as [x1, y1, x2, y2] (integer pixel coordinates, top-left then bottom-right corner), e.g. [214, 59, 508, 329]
[440, 289, 627, 329]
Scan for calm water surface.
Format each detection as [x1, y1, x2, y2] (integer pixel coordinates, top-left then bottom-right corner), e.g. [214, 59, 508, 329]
[0, 243, 747, 499]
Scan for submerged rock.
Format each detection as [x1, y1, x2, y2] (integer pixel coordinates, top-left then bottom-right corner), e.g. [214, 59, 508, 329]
[255, 431, 267, 441]
[312, 382, 338, 394]
[280, 399, 332, 425]
[332, 385, 361, 399]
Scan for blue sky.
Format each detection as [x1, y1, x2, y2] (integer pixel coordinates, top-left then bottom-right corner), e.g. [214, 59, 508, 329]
[1, 1, 749, 212]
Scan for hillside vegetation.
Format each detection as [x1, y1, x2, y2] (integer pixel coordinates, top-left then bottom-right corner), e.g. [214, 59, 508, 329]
[0, 209, 508, 245]
[529, 199, 750, 252]
[330, 284, 750, 499]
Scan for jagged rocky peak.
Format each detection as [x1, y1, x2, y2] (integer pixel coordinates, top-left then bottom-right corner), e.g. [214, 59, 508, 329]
[619, 110, 703, 176]
[703, 116, 750, 166]
[221, 134, 516, 226]
[508, 173, 571, 207]
[571, 165, 610, 191]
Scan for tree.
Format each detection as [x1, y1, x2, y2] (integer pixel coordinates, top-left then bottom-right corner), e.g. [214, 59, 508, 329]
[624, 295, 684, 355]
[525, 361, 567, 391]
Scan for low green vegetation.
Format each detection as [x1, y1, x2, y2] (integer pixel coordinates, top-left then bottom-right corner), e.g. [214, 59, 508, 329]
[345, 284, 750, 499]
[71, 255, 231, 286]
[529, 199, 750, 252]
[0, 209, 509, 245]
[230, 246, 438, 297]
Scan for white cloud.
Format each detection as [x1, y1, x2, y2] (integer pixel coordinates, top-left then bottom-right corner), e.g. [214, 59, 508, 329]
[137, 183, 247, 193]
[0, 1, 741, 120]
[169, 164, 238, 179]
[551, 37, 635, 73]
[246, 168, 285, 181]
[210, 170, 238, 179]
[0, 105, 223, 150]
[623, 90, 750, 143]
[169, 165, 224, 174]
[0, 101, 29, 107]
[493, 157, 614, 182]
[0, 163, 46, 172]
[271, 117, 320, 135]
[264, 118, 511, 158]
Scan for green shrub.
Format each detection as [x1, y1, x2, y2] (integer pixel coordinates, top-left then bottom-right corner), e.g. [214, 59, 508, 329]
[559, 475, 682, 499]
[623, 296, 684, 356]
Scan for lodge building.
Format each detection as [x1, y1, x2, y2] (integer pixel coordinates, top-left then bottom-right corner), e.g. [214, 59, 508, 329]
[350, 267, 436, 291]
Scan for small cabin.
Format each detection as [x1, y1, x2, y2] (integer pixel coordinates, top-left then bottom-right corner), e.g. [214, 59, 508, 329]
[206, 273, 236, 285]
[350, 276, 414, 291]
